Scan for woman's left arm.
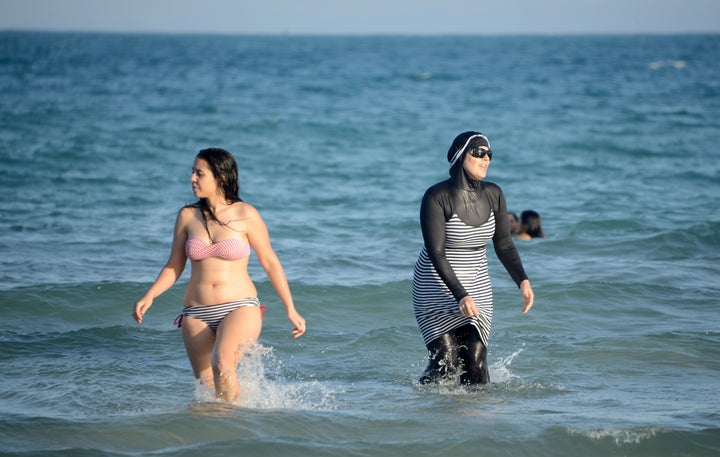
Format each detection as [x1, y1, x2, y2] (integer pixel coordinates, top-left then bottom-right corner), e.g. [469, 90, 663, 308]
[519, 279, 534, 313]
[488, 183, 534, 312]
[246, 205, 306, 338]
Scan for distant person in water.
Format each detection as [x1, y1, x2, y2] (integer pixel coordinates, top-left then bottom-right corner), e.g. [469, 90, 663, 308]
[412, 131, 534, 386]
[508, 212, 519, 235]
[516, 210, 545, 240]
[132, 148, 306, 402]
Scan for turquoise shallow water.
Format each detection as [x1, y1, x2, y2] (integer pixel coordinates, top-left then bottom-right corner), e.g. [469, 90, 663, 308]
[0, 32, 719, 456]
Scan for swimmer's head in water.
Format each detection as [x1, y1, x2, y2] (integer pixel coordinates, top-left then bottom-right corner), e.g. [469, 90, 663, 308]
[447, 131, 490, 167]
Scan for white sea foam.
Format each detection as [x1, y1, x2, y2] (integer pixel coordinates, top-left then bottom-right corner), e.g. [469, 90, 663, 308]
[648, 60, 687, 70]
[568, 426, 668, 445]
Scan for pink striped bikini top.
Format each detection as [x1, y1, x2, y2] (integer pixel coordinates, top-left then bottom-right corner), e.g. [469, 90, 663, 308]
[185, 237, 250, 261]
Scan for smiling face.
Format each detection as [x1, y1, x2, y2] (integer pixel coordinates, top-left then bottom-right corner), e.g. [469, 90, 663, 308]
[462, 145, 491, 181]
[190, 158, 220, 200]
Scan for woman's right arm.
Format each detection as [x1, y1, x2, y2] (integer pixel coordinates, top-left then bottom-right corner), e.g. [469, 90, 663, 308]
[132, 209, 189, 324]
[420, 186, 468, 302]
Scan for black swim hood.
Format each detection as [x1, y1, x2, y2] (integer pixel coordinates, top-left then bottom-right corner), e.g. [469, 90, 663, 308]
[447, 131, 490, 179]
[443, 131, 496, 225]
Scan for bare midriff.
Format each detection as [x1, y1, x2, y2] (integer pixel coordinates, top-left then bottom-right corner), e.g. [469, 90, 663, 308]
[184, 257, 256, 307]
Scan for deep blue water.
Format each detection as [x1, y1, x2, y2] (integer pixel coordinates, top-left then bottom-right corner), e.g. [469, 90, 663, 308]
[0, 32, 719, 456]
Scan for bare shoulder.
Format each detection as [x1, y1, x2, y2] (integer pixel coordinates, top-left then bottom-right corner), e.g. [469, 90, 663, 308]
[234, 202, 269, 238]
[234, 201, 262, 220]
[178, 205, 199, 222]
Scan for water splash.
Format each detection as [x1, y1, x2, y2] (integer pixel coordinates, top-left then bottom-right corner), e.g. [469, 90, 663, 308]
[412, 345, 527, 393]
[192, 343, 337, 410]
[489, 346, 525, 383]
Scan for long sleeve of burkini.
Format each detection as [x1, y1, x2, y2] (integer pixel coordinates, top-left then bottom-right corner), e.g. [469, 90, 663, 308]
[419, 183, 469, 301]
[420, 181, 529, 301]
[486, 184, 528, 287]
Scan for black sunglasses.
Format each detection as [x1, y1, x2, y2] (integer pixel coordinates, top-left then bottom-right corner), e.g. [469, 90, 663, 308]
[468, 148, 492, 160]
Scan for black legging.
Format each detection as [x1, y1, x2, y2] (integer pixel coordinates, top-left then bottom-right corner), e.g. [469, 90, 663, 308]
[419, 324, 489, 385]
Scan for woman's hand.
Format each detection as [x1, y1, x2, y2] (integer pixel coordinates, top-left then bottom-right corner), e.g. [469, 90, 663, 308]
[520, 279, 534, 313]
[288, 309, 306, 338]
[459, 295, 479, 317]
[133, 297, 153, 324]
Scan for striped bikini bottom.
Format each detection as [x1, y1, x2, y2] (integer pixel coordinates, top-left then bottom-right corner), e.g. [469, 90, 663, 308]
[174, 298, 265, 331]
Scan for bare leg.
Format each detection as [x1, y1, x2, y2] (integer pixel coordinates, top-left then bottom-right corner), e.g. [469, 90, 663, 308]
[212, 306, 263, 402]
[181, 317, 216, 393]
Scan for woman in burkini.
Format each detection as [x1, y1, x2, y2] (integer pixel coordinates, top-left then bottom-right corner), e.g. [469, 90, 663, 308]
[133, 148, 306, 402]
[412, 131, 534, 385]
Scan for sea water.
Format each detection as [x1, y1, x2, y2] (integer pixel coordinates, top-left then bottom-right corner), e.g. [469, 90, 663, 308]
[1, 32, 719, 456]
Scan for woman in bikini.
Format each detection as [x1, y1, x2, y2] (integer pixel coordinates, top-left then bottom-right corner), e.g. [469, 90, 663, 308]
[133, 148, 306, 402]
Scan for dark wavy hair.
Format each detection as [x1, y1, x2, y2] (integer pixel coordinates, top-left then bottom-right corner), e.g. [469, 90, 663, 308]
[187, 147, 243, 226]
[520, 210, 544, 238]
